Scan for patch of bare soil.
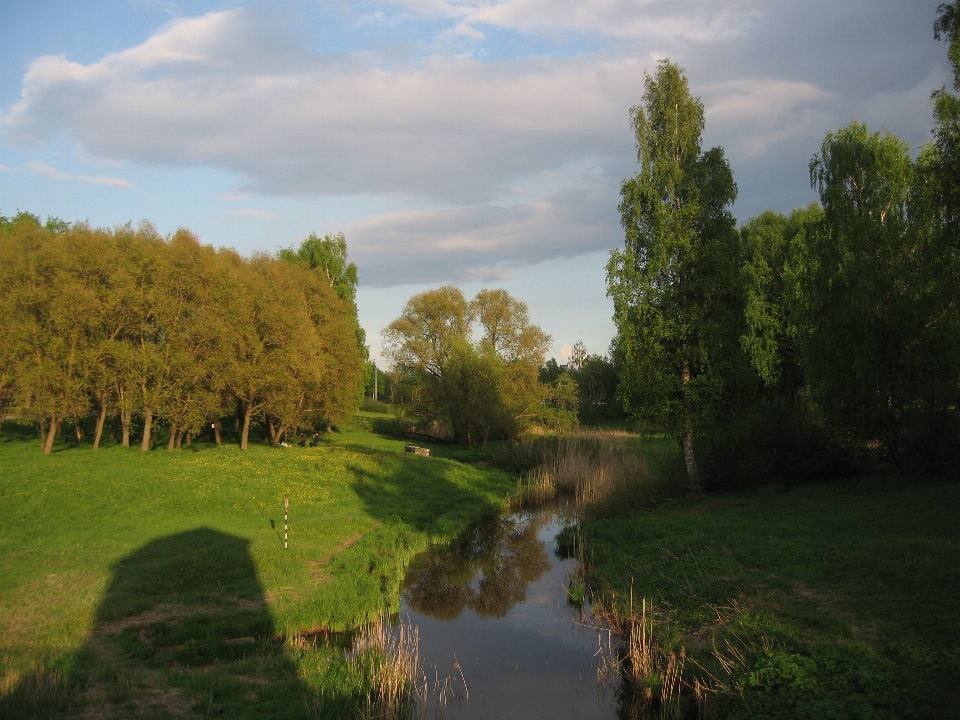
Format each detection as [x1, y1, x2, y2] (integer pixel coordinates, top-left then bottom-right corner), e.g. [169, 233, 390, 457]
[98, 597, 262, 635]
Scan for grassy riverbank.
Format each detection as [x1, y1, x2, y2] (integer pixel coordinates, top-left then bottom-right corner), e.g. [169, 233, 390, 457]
[577, 473, 960, 719]
[0, 421, 514, 718]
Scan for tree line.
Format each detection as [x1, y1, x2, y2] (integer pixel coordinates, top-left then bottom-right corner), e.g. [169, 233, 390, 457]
[0, 217, 365, 454]
[608, 3, 960, 492]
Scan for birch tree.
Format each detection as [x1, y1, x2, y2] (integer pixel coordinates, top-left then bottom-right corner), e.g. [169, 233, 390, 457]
[607, 59, 742, 495]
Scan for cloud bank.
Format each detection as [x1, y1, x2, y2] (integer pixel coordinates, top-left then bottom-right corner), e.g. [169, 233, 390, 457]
[1, 1, 948, 286]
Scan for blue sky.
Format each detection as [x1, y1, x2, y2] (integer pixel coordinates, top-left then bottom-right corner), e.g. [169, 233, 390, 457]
[0, 0, 949, 365]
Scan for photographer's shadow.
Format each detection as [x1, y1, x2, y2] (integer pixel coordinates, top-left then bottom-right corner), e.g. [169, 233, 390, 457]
[68, 528, 324, 718]
[78, 528, 311, 716]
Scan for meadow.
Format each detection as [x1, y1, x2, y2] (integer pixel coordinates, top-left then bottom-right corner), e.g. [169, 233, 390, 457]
[0, 419, 514, 718]
[573, 472, 960, 719]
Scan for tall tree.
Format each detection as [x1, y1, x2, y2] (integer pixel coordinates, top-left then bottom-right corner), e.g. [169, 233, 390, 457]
[278, 232, 359, 303]
[607, 59, 742, 494]
[933, 1, 960, 239]
[279, 231, 368, 407]
[792, 121, 954, 459]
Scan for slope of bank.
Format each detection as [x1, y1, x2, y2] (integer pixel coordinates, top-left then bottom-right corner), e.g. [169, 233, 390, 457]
[0, 423, 514, 718]
[578, 474, 960, 719]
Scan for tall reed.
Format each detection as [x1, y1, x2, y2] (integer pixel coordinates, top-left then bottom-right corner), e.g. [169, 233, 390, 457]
[511, 431, 671, 516]
[350, 618, 427, 720]
[345, 616, 468, 720]
[593, 596, 706, 720]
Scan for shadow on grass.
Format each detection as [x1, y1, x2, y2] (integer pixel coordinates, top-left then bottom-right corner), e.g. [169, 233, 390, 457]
[3, 529, 364, 719]
[0, 419, 41, 444]
[342, 441, 509, 536]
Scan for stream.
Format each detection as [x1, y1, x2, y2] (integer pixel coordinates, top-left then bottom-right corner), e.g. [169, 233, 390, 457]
[399, 505, 619, 719]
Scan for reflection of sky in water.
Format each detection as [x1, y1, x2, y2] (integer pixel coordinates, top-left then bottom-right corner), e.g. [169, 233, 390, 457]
[400, 509, 617, 719]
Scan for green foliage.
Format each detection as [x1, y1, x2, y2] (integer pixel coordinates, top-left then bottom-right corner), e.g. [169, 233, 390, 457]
[788, 122, 958, 459]
[0, 217, 365, 453]
[607, 59, 746, 492]
[539, 350, 623, 426]
[278, 230, 369, 407]
[277, 231, 358, 303]
[739, 205, 820, 395]
[382, 286, 552, 446]
[535, 372, 580, 431]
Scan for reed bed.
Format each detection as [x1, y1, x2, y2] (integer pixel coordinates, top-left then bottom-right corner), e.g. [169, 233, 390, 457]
[510, 431, 672, 516]
[342, 616, 468, 720]
[593, 597, 707, 720]
[350, 618, 426, 720]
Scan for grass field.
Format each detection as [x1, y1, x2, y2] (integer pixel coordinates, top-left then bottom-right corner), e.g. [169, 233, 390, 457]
[575, 473, 960, 719]
[0, 419, 515, 718]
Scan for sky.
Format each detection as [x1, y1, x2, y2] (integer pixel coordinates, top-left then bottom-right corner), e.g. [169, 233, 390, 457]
[0, 0, 950, 366]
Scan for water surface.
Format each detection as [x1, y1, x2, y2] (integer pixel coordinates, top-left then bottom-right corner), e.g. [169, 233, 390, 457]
[401, 507, 617, 719]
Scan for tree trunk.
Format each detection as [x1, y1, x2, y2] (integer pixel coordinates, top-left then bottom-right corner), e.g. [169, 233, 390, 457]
[325, 420, 332, 434]
[175, 431, 183, 450]
[482, 426, 490, 450]
[267, 416, 278, 446]
[43, 415, 62, 455]
[185, 432, 192, 447]
[214, 419, 222, 446]
[121, 408, 131, 447]
[74, 418, 84, 444]
[141, 408, 153, 452]
[681, 361, 703, 496]
[93, 404, 108, 450]
[167, 421, 179, 451]
[681, 425, 701, 495]
[39, 417, 47, 450]
[240, 405, 252, 450]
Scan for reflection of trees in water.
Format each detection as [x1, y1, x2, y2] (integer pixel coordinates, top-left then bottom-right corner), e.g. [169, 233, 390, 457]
[402, 513, 551, 619]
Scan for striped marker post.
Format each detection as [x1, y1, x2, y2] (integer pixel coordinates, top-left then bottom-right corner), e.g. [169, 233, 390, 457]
[284, 494, 289, 549]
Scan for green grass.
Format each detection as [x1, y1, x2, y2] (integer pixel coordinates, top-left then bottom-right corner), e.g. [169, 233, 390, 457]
[576, 474, 960, 719]
[0, 421, 515, 718]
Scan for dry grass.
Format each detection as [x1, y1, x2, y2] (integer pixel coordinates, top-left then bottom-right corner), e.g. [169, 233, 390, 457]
[339, 616, 465, 720]
[352, 619, 423, 720]
[510, 432, 671, 516]
[593, 596, 707, 720]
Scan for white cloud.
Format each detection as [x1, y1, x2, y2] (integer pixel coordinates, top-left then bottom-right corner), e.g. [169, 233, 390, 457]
[703, 79, 836, 159]
[344, 184, 619, 286]
[1, 1, 948, 284]
[1, 10, 644, 204]
[25, 160, 134, 188]
[216, 189, 250, 202]
[386, 0, 759, 42]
